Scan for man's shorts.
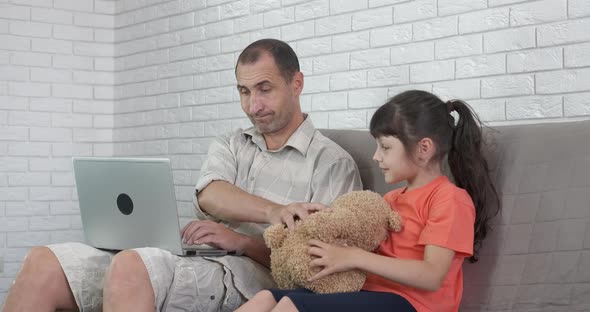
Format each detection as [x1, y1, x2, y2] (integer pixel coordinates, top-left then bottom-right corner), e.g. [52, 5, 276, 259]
[47, 242, 247, 312]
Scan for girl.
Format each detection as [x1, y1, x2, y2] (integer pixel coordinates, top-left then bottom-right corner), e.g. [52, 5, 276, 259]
[236, 90, 500, 312]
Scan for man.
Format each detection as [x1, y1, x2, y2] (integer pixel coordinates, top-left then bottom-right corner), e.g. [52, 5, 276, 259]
[1, 38, 362, 312]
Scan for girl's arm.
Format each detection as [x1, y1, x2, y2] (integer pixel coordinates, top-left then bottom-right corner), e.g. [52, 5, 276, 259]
[308, 240, 455, 292]
[358, 245, 455, 291]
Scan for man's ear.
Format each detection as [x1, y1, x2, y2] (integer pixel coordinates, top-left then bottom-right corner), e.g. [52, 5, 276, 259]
[291, 71, 304, 96]
[415, 137, 435, 164]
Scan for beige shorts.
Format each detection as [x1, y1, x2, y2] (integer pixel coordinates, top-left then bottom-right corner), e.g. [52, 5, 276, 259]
[47, 243, 248, 312]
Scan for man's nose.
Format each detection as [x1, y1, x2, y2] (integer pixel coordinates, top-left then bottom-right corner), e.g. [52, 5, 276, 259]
[249, 93, 262, 114]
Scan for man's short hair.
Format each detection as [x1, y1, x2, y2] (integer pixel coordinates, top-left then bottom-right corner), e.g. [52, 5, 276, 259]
[236, 38, 300, 82]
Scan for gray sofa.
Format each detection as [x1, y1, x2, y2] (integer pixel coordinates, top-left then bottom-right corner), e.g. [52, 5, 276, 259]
[322, 120, 590, 312]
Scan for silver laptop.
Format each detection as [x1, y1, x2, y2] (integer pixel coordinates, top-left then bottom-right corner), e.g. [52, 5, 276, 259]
[72, 157, 243, 257]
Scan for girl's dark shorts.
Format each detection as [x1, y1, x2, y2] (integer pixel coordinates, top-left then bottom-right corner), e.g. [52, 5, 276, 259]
[268, 288, 417, 312]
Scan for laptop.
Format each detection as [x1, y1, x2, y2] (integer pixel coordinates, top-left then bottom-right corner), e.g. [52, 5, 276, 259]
[72, 157, 243, 257]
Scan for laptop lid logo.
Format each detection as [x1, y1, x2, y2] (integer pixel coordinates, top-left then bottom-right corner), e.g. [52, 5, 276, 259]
[117, 193, 134, 215]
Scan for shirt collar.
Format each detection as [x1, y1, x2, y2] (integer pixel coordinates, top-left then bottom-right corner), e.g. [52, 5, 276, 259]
[242, 114, 315, 156]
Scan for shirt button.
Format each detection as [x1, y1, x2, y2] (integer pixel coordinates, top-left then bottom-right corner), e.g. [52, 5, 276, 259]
[210, 295, 215, 300]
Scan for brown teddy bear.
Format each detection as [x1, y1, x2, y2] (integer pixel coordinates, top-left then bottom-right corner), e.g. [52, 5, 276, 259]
[263, 190, 402, 294]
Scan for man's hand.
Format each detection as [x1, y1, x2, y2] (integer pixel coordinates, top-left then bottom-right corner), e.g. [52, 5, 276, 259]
[181, 220, 247, 251]
[266, 202, 327, 230]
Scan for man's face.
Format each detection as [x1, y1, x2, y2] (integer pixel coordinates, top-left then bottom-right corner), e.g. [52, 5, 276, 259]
[235, 53, 301, 134]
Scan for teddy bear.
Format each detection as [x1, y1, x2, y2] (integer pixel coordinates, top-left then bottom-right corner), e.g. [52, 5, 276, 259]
[263, 190, 402, 294]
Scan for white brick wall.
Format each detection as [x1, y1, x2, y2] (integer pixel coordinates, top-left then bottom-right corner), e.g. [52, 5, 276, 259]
[0, 0, 115, 302]
[2, 0, 590, 307]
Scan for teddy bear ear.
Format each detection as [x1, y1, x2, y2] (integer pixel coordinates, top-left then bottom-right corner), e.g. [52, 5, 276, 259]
[387, 211, 403, 232]
[263, 224, 288, 249]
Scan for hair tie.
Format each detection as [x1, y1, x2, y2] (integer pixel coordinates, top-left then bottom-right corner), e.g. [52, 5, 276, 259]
[446, 101, 457, 130]
[446, 100, 454, 113]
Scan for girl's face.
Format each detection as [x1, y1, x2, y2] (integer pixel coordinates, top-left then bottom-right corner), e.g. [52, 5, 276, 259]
[373, 135, 418, 185]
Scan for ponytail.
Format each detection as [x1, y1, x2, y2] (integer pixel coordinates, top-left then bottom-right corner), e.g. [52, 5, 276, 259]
[447, 100, 500, 262]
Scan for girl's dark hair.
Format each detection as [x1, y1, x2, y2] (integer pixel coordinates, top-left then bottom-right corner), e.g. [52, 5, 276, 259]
[370, 90, 500, 262]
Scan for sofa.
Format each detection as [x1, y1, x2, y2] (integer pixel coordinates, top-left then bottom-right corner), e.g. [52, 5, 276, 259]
[321, 119, 590, 312]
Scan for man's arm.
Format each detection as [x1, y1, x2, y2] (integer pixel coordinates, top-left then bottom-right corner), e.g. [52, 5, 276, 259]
[195, 155, 362, 226]
[197, 180, 277, 223]
[240, 236, 271, 267]
[198, 180, 326, 229]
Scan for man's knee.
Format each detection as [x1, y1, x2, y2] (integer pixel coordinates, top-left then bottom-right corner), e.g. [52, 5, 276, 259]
[105, 250, 147, 284]
[18, 246, 62, 281]
[104, 250, 151, 295]
[5, 247, 77, 310]
[103, 250, 156, 309]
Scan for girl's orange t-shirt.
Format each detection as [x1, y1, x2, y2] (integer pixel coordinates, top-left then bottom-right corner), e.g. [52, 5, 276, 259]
[362, 176, 475, 312]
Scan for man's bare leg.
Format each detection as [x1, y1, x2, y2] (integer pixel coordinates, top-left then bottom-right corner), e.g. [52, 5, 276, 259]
[103, 250, 155, 312]
[2, 247, 78, 312]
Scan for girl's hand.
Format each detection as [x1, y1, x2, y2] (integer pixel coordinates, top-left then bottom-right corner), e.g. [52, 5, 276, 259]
[307, 239, 361, 282]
